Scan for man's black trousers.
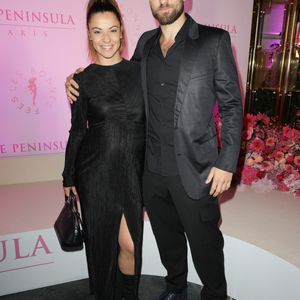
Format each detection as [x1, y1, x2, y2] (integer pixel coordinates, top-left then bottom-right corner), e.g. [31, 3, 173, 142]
[143, 170, 227, 300]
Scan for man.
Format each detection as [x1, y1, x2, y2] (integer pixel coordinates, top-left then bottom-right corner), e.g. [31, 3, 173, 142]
[66, 1, 243, 299]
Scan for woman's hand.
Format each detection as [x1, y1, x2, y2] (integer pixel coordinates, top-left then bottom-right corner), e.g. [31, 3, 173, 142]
[65, 67, 84, 104]
[63, 186, 78, 197]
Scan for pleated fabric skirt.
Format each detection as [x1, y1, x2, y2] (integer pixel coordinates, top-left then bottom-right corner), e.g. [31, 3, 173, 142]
[75, 122, 145, 300]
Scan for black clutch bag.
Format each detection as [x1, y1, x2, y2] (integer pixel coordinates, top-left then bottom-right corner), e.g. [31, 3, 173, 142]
[54, 191, 84, 252]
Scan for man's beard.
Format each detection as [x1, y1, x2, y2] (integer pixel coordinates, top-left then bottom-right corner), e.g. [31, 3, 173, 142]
[151, 2, 184, 25]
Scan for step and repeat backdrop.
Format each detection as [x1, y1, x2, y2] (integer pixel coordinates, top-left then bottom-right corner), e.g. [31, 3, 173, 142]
[0, 0, 253, 158]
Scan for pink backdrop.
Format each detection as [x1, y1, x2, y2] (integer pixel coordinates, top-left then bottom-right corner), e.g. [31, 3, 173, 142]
[0, 0, 253, 157]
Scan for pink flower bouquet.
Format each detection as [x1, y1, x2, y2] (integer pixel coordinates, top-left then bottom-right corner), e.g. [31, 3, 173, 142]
[237, 112, 300, 197]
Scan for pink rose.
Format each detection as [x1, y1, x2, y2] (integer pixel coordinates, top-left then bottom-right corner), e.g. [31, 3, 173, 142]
[262, 161, 273, 171]
[279, 183, 289, 192]
[266, 137, 275, 147]
[241, 165, 259, 185]
[249, 138, 265, 153]
[256, 113, 270, 125]
[246, 158, 255, 166]
[263, 148, 272, 155]
[254, 155, 263, 163]
[244, 114, 256, 128]
[292, 170, 300, 178]
[294, 155, 300, 167]
[276, 174, 284, 182]
[285, 164, 292, 172]
[286, 155, 294, 164]
[257, 171, 266, 179]
[274, 151, 285, 162]
[282, 126, 300, 142]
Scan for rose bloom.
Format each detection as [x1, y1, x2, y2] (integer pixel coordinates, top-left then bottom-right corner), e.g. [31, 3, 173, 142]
[296, 188, 300, 197]
[244, 113, 256, 128]
[255, 112, 270, 125]
[262, 161, 273, 171]
[274, 150, 285, 162]
[249, 138, 265, 152]
[241, 165, 258, 185]
[292, 170, 300, 178]
[284, 164, 292, 172]
[294, 155, 300, 166]
[279, 183, 290, 192]
[266, 137, 275, 147]
[254, 155, 263, 163]
[263, 147, 272, 155]
[286, 155, 294, 164]
[257, 171, 266, 179]
[277, 174, 284, 182]
[282, 126, 300, 142]
[246, 158, 255, 166]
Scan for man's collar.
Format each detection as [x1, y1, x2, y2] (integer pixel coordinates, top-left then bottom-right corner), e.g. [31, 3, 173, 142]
[175, 14, 190, 41]
[152, 14, 199, 46]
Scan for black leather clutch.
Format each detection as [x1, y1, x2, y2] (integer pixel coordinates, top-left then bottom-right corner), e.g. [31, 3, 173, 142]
[54, 191, 84, 251]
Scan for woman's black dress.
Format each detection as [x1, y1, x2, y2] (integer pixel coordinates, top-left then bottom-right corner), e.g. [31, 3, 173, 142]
[62, 60, 145, 300]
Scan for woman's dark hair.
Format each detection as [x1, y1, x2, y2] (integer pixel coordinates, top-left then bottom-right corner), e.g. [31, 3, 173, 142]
[87, 0, 122, 28]
[86, 0, 125, 61]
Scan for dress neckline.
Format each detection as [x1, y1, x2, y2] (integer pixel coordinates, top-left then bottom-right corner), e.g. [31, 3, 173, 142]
[91, 59, 126, 69]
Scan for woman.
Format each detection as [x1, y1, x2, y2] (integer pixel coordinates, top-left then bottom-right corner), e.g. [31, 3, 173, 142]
[62, 1, 145, 299]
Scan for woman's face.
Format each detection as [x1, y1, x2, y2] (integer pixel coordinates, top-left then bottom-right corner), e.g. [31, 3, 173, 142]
[88, 12, 122, 64]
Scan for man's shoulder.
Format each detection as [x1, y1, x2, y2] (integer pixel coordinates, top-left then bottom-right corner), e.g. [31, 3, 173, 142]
[141, 28, 159, 37]
[197, 23, 228, 38]
[138, 28, 158, 43]
[133, 28, 159, 56]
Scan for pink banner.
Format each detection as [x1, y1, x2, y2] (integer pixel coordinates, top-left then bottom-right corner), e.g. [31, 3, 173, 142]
[0, 0, 253, 157]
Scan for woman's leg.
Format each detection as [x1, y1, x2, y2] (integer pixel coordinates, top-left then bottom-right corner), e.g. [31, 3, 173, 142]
[118, 215, 135, 274]
[118, 214, 139, 300]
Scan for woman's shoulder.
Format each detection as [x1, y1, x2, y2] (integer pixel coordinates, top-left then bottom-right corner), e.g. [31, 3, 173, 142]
[73, 64, 98, 84]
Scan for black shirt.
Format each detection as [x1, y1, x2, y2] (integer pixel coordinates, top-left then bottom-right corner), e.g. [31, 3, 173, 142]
[146, 17, 189, 176]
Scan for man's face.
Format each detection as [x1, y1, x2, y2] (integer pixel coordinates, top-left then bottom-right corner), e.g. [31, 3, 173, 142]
[149, 0, 185, 25]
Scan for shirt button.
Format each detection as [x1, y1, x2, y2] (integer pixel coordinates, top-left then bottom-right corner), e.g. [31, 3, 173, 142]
[160, 82, 165, 87]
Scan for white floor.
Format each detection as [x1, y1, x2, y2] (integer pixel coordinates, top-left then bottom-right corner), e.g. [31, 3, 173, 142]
[1, 181, 300, 299]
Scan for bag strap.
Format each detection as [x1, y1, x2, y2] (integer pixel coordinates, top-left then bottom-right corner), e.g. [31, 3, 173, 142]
[67, 191, 84, 231]
[69, 191, 79, 211]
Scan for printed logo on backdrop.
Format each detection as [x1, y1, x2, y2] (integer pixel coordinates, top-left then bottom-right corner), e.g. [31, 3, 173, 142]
[0, 8, 76, 38]
[204, 23, 238, 39]
[9, 68, 56, 115]
[0, 234, 53, 274]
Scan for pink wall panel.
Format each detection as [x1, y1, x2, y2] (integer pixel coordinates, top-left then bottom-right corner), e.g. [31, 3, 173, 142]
[0, 0, 253, 158]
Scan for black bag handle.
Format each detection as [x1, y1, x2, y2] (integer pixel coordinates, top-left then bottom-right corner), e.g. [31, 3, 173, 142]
[65, 191, 83, 231]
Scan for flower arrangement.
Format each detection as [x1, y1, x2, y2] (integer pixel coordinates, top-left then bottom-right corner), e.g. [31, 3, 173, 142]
[237, 111, 300, 197]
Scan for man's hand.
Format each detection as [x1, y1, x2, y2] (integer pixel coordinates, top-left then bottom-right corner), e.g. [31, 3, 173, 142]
[63, 186, 77, 197]
[205, 167, 233, 197]
[65, 67, 84, 104]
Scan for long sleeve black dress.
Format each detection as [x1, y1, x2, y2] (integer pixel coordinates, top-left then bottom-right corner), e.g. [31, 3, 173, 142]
[62, 60, 145, 300]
